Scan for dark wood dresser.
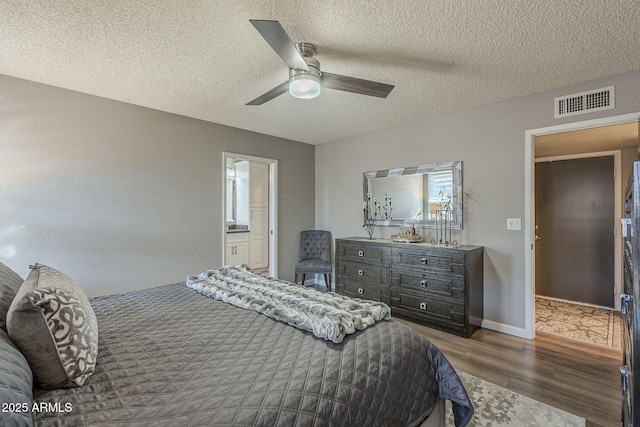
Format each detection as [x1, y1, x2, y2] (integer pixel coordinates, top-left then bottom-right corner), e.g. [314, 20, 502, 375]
[335, 237, 483, 337]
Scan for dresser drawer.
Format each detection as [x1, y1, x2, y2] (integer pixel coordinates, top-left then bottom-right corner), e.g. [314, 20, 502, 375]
[336, 240, 391, 266]
[391, 290, 465, 328]
[335, 238, 482, 338]
[338, 277, 390, 303]
[391, 268, 465, 299]
[392, 247, 465, 276]
[337, 260, 390, 285]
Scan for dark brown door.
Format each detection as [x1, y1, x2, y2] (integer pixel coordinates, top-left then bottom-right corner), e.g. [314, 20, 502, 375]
[535, 156, 614, 307]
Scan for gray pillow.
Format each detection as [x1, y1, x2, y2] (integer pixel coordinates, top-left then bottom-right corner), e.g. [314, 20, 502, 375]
[7, 263, 98, 389]
[0, 329, 33, 426]
[0, 261, 23, 333]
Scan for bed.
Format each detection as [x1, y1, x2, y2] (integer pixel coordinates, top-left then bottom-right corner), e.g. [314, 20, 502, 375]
[0, 262, 473, 426]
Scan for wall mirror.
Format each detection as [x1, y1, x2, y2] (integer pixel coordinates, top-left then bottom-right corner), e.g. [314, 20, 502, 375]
[363, 161, 462, 229]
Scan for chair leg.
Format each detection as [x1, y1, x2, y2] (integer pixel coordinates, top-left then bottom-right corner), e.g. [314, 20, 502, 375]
[323, 274, 331, 292]
[294, 273, 298, 285]
[301, 274, 306, 285]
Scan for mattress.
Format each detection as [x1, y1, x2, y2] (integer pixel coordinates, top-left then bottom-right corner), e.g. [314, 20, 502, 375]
[32, 281, 473, 426]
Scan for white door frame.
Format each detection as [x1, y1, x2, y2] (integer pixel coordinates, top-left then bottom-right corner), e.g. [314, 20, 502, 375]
[223, 152, 278, 277]
[524, 112, 640, 339]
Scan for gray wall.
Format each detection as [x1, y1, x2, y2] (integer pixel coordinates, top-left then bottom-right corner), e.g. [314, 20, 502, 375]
[0, 75, 315, 296]
[315, 69, 640, 335]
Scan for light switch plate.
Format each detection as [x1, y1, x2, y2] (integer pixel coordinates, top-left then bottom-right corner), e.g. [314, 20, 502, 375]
[507, 218, 521, 230]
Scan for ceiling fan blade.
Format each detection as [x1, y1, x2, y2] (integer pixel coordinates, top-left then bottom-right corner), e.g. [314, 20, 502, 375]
[250, 20, 309, 72]
[246, 81, 289, 105]
[321, 72, 394, 98]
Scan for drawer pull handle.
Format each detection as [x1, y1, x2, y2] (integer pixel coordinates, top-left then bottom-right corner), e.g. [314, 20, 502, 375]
[358, 251, 364, 257]
[358, 288, 364, 294]
[419, 302, 427, 310]
[358, 269, 364, 276]
[420, 280, 428, 288]
[420, 258, 428, 265]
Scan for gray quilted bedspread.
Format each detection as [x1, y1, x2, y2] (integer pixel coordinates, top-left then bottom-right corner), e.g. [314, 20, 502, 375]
[33, 282, 473, 426]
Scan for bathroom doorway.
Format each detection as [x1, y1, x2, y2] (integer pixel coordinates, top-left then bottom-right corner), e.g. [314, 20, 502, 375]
[223, 152, 278, 277]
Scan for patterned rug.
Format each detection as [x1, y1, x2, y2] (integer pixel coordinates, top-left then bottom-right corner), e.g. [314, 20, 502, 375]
[535, 296, 621, 349]
[446, 371, 585, 426]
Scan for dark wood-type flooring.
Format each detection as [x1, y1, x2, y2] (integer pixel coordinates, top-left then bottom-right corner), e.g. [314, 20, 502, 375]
[396, 319, 622, 427]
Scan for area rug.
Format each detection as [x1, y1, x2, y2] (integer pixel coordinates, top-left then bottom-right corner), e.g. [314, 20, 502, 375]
[535, 296, 621, 349]
[445, 371, 585, 426]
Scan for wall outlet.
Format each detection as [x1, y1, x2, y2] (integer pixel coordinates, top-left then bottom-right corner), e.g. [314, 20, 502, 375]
[507, 218, 521, 230]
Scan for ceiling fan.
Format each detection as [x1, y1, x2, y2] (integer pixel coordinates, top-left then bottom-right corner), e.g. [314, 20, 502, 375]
[246, 20, 395, 105]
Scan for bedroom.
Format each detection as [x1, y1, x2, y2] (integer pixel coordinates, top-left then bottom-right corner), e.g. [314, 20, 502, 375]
[1, 1, 640, 426]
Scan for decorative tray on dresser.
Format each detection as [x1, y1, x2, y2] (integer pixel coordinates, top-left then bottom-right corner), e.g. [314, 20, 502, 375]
[335, 237, 483, 337]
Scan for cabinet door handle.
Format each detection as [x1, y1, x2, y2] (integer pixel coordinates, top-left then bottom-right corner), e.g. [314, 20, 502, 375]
[420, 280, 428, 288]
[419, 302, 427, 310]
[621, 366, 630, 391]
[420, 258, 428, 265]
[621, 293, 632, 314]
[622, 218, 632, 238]
[358, 269, 364, 276]
[358, 288, 364, 294]
[358, 251, 364, 257]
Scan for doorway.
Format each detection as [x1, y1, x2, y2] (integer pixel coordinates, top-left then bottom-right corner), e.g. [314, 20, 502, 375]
[535, 154, 615, 307]
[222, 152, 278, 277]
[524, 112, 640, 340]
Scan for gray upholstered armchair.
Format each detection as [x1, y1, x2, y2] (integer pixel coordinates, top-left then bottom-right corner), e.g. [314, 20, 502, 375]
[294, 230, 332, 292]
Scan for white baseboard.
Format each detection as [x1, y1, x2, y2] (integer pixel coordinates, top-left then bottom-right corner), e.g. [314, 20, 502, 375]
[481, 319, 532, 339]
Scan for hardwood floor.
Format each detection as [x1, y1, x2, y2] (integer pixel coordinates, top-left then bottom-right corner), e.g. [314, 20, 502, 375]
[395, 319, 622, 427]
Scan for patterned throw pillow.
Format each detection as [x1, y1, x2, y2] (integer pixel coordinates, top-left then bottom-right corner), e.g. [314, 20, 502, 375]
[6, 264, 98, 389]
[0, 261, 23, 333]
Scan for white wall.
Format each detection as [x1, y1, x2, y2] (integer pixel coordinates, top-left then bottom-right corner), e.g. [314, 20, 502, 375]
[315, 69, 640, 335]
[0, 75, 315, 296]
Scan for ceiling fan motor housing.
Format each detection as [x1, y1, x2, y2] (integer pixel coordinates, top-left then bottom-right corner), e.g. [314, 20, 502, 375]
[289, 56, 321, 80]
[288, 43, 321, 98]
[290, 43, 321, 80]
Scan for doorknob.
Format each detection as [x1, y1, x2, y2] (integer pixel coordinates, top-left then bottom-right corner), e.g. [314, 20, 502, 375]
[535, 235, 541, 241]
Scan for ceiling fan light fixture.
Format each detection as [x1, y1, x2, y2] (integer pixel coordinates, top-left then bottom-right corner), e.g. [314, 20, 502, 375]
[247, 21, 394, 105]
[289, 73, 321, 99]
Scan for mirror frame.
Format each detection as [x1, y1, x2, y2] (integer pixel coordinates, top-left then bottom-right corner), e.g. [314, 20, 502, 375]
[363, 161, 463, 229]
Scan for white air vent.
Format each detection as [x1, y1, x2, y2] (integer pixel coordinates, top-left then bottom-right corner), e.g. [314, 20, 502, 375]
[554, 86, 614, 118]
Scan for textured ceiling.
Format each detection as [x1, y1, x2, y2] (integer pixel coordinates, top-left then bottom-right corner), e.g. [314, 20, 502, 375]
[1, 1, 640, 145]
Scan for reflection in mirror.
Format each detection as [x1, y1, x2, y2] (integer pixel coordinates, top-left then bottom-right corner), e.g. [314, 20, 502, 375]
[363, 161, 462, 229]
[226, 159, 250, 229]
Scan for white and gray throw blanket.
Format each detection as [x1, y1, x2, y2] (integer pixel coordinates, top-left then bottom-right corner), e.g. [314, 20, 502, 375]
[186, 265, 391, 343]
